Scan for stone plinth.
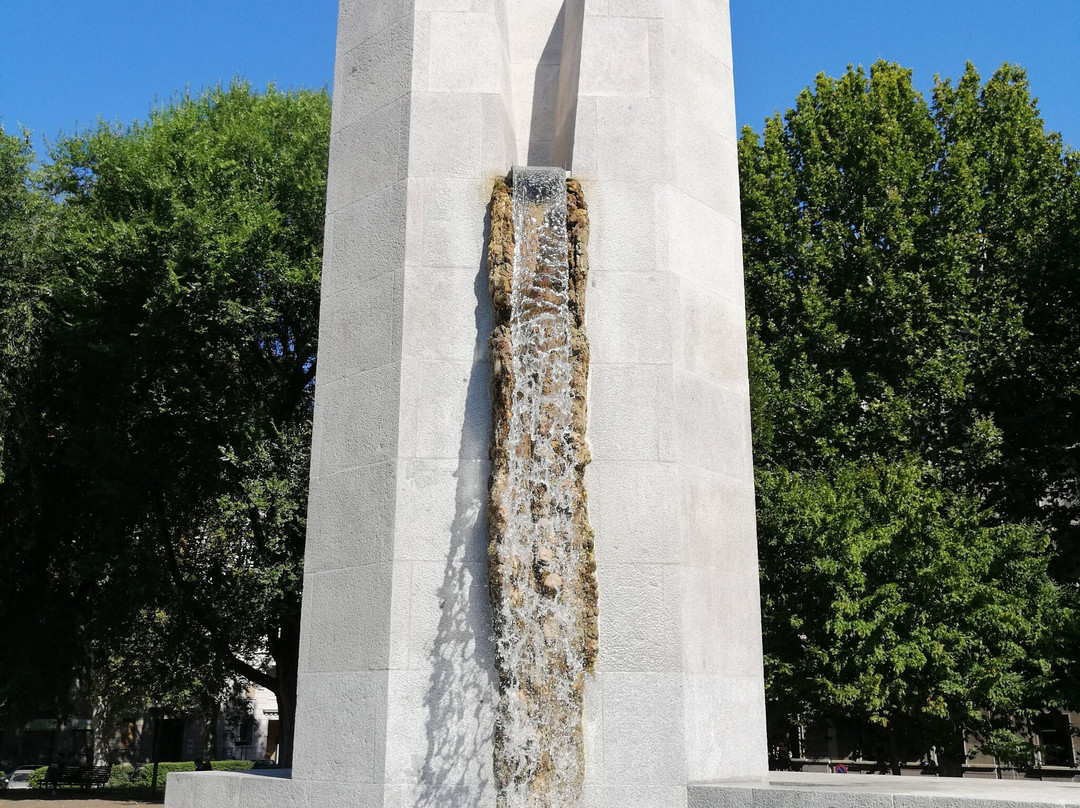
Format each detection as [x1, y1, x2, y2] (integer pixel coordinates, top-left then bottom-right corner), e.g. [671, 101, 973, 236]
[689, 772, 1080, 808]
[168, 1, 766, 806]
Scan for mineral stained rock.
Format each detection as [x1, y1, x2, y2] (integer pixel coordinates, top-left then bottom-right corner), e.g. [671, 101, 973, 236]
[487, 172, 598, 808]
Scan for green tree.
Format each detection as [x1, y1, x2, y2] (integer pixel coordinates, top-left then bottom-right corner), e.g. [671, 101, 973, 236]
[0, 83, 330, 764]
[740, 61, 1078, 770]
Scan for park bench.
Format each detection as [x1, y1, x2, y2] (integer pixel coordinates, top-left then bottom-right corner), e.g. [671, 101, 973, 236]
[55, 765, 110, 788]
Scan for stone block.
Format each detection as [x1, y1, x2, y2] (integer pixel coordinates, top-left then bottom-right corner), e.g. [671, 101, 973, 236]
[669, 106, 739, 217]
[677, 468, 758, 570]
[396, 458, 488, 562]
[304, 462, 397, 573]
[588, 270, 672, 363]
[481, 93, 518, 175]
[315, 364, 402, 476]
[664, 186, 745, 302]
[590, 460, 679, 564]
[383, 668, 495, 788]
[682, 564, 763, 678]
[673, 276, 749, 385]
[578, 16, 652, 98]
[595, 563, 681, 671]
[412, 178, 493, 267]
[587, 363, 660, 461]
[192, 771, 241, 807]
[673, 371, 753, 481]
[586, 181, 659, 273]
[336, 0, 411, 59]
[600, 672, 685, 785]
[326, 96, 411, 213]
[582, 785, 688, 807]
[398, 359, 490, 460]
[684, 674, 768, 781]
[401, 266, 491, 361]
[661, 0, 733, 67]
[662, 25, 736, 139]
[406, 559, 494, 672]
[317, 268, 401, 382]
[332, 18, 414, 135]
[594, 97, 672, 181]
[324, 183, 408, 299]
[299, 564, 393, 673]
[426, 12, 503, 94]
[292, 671, 384, 782]
[408, 92, 484, 178]
[584, 0, 663, 18]
[237, 774, 311, 808]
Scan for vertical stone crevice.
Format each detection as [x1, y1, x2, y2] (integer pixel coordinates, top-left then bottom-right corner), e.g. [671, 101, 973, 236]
[487, 171, 597, 808]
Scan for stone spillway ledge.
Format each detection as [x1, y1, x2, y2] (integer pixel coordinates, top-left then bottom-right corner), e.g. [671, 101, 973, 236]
[487, 168, 598, 808]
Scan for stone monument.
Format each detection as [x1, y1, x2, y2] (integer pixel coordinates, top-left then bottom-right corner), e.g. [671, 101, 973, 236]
[168, 2, 767, 806]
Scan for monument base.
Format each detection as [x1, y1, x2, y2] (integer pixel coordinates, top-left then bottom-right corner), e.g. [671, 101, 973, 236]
[166, 769, 1080, 808]
[688, 771, 1080, 808]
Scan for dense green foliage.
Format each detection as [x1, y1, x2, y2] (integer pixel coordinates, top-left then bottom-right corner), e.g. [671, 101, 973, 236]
[741, 61, 1079, 771]
[0, 83, 330, 765]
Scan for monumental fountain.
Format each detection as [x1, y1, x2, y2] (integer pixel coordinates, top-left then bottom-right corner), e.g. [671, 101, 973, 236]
[165, 1, 1080, 806]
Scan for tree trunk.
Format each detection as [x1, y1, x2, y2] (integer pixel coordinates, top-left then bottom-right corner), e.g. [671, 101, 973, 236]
[267, 613, 301, 769]
[887, 724, 902, 775]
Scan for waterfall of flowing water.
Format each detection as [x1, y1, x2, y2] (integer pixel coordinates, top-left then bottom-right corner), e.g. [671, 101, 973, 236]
[489, 166, 593, 807]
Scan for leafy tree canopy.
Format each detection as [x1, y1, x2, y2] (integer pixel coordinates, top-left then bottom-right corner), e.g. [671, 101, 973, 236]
[741, 61, 1079, 769]
[0, 82, 330, 765]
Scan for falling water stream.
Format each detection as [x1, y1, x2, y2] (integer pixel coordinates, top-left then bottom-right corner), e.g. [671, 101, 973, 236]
[491, 166, 588, 807]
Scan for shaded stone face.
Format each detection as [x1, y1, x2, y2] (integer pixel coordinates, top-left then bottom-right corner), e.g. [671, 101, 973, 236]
[487, 172, 598, 808]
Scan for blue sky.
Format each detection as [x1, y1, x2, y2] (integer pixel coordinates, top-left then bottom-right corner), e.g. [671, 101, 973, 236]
[1, 1, 1077, 150]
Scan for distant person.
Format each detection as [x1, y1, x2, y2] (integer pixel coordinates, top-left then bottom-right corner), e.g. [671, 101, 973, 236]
[45, 759, 60, 794]
[194, 758, 212, 772]
[776, 742, 792, 771]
